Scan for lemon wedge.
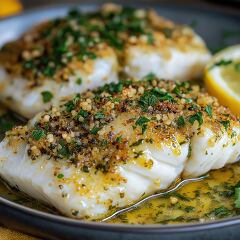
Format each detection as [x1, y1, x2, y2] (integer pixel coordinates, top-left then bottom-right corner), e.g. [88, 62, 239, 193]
[204, 45, 240, 116]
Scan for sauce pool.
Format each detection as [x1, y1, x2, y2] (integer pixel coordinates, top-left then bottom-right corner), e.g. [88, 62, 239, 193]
[1, 162, 240, 224]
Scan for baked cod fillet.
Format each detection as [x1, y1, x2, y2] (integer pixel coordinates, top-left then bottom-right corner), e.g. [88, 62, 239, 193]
[1, 77, 239, 220]
[0, 4, 210, 118]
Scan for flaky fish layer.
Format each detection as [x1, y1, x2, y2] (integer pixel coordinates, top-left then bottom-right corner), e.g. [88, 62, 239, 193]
[0, 78, 239, 219]
[0, 4, 210, 118]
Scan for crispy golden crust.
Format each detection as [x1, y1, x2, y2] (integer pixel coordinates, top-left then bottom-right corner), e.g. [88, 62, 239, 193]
[6, 77, 239, 173]
[0, 4, 206, 83]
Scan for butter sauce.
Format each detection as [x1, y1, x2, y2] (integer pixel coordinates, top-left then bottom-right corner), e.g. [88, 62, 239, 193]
[1, 162, 240, 224]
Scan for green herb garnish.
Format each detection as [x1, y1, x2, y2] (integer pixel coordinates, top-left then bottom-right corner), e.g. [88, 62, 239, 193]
[104, 82, 123, 94]
[135, 116, 150, 134]
[90, 125, 100, 134]
[76, 78, 82, 85]
[65, 94, 80, 112]
[41, 91, 53, 103]
[82, 165, 89, 173]
[139, 92, 158, 110]
[31, 128, 45, 141]
[76, 109, 88, 119]
[205, 105, 212, 117]
[189, 112, 203, 126]
[146, 32, 154, 44]
[177, 116, 185, 127]
[116, 136, 122, 143]
[57, 173, 64, 179]
[23, 60, 35, 69]
[58, 140, 70, 157]
[220, 120, 230, 131]
[136, 116, 150, 126]
[173, 86, 181, 96]
[94, 112, 105, 119]
[142, 73, 156, 82]
[100, 139, 108, 147]
[162, 27, 173, 38]
[235, 185, 240, 208]
[130, 139, 144, 147]
[139, 88, 173, 110]
[211, 206, 231, 218]
[72, 210, 79, 216]
[133, 150, 143, 158]
[170, 193, 191, 202]
[184, 206, 196, 212]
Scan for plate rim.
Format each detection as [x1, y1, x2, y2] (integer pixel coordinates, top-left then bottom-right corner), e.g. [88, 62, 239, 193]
[0, 1, 240, 234]
[2, 195, 240, 233]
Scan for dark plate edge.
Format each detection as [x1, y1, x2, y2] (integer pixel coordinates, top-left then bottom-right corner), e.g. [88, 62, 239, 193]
[0, 1, 240, 234]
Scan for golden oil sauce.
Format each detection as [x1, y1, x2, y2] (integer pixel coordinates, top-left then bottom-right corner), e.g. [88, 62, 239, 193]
[0, 162, 240, 224]
[111, 163, 240, 224]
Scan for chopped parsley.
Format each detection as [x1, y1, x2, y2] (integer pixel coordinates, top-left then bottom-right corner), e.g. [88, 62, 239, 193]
[189, 112, 203, 126]
[205, 105, 212, 117]
[185, 98, 193, 103]
[82, 165, 89, 172]
[58, 140, 70, 158]
[139, 91, 158, 110]
[76, 109, 88, 119]
[235, 190, 240, 208]
[100, 139, 108, 147]
[220, 120, 230, 131]
[94, 112, 105, 119]
[65, 94, 80, 112]
[133, 150, 143, 158]
[57, 173, 64, 179]
[210, 206, 231, 218]
[146, 32, 154, 44]
[235, 184, 240, 208]
[139, 88, 173, 110]
[177, 116, 185, 127]
[72, 210, 79, 216]
[169, 193, 191, 202]
[90, 125, 101, 134]
[130, 139, 144, 147]
[101, 82, 124, 94]
[142, 73, 156, 82]
[136, 116, 150, 134]
[43, 66, 55, 77]
[76, 78, 82, 85]
[31, 128, 45, 141]
[158, 92, 174, 102]
[116, 136, 122, 143]
[162, 27, 173, 38]
[136, 116, 150, 126]
[23, 60, 35, 69]
[184, 206, 196, 212]
[41, 91, 53, 103]
[173, 86, 181, 96]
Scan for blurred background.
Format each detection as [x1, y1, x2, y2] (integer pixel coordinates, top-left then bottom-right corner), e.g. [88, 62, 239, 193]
[0, 0, 240, 18]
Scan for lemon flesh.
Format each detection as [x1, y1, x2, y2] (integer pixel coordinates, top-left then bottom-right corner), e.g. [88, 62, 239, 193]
[204, 45, 240, 116]
[220, 61, 240, 96]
